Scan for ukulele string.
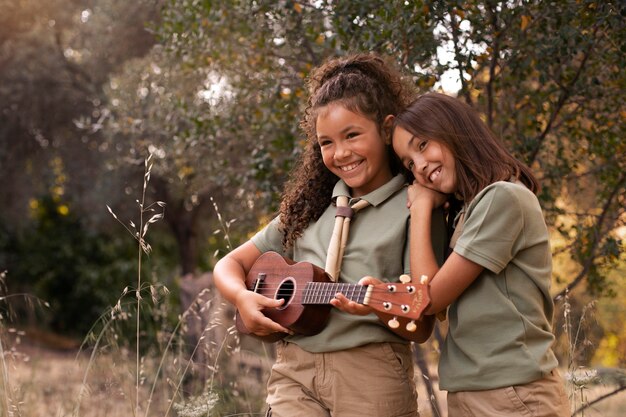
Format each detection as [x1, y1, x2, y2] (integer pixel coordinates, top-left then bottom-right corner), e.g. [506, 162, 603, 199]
[246, 285, 420, 305]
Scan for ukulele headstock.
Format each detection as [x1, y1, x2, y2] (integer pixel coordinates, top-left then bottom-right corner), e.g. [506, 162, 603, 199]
[367, 274, 431, 334]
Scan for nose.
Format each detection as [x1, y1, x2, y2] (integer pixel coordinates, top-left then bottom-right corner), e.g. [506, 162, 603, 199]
[334, 142, 351, 161]
[412, 155, 427, 174]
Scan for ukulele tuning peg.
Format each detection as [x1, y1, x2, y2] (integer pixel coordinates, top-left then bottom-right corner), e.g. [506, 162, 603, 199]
[406, 320, 417, 332]
[399, 274, 411, 284]
[388, 317, 400, 329]
[419, 274, 429, 284]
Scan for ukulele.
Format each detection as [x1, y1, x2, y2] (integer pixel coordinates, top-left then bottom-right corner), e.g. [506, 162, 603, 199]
[235, 251, 431, 343]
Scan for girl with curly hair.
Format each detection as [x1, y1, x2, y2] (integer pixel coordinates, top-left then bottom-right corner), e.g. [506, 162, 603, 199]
[214, 53, 446, 417]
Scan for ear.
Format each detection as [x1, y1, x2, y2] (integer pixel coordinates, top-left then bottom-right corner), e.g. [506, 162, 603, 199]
[383, 115, 395, 144]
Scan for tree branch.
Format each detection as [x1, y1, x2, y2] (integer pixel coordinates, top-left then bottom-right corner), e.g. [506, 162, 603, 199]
[527, 25, 599, 165]
[554, 172, 626, 300]
[485, 2, 502, 129]
[573, 385, 626, 416]
[446, 6, 472, 105]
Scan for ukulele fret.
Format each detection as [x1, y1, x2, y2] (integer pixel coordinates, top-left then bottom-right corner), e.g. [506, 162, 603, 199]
[359, 285, 367, 304]
[302, 282, 364, 304]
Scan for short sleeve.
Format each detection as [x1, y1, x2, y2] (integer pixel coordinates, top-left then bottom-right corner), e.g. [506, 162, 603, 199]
[454, 185, 524, 273]
[250, 216, 291, 257]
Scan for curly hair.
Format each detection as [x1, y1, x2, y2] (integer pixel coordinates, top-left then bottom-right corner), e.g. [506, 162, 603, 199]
[278, 53, 415, 250]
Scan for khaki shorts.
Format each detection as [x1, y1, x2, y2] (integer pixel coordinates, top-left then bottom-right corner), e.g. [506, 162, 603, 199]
[447, 369, 570, 417]
[266, 341, 419, 417]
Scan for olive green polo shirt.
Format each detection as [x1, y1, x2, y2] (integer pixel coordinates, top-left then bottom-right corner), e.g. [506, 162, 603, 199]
[251, 174, 446, 352]
[440, 181, 559, 391]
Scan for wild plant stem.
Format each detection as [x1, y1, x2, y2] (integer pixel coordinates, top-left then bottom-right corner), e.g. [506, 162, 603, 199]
[208, 330, 231, 398]
[573, 385, 626, 416]
[0, 336, 12, 417]
[136, 238, 142, 417]
[163, 333, 206, 417]
[72, 318, 114, 417]
[143, 316, 185, 417]
[136, 159, 149, 417]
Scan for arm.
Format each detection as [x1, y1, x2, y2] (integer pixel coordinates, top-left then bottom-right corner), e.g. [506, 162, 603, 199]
[213, 240, 291, 336]
[408, 183, 484, 315]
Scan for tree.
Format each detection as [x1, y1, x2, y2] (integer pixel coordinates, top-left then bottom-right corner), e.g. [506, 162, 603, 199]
[93, 0, 441, 274]
[429, 0, 625, 297]
[129, 0, 623, 293]
[0, 0, 168, 332]
[0, 0, 160, 232]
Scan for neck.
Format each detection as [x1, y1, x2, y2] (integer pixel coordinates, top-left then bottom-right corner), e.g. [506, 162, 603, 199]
[302, 282, 369, 305]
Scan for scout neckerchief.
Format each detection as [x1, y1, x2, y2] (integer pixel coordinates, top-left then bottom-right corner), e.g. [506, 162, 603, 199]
[324, 195, 369, 281]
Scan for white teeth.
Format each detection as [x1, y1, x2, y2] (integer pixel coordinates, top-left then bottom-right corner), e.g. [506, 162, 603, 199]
[429, 167, 441, 182]
[340, 161, 361, 172]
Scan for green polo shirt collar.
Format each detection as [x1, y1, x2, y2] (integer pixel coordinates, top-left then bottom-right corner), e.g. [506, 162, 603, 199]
[331, 174, 406, 207]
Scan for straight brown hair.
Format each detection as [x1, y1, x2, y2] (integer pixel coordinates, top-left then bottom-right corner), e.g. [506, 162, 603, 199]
[394, 92, 539, 202]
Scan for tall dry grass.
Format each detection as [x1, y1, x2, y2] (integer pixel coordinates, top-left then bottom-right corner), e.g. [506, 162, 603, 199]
[560, 291, 626, 417]
[0, 153, 267, 416]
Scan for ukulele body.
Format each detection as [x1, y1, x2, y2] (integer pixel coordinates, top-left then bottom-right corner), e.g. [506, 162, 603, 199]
[235, 252, 333, 342]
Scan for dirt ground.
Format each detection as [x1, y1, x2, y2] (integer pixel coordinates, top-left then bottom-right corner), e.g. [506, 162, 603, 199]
[3, 332, 626, 417]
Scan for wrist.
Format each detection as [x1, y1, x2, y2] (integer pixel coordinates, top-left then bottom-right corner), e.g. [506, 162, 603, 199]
[234, 287, 250, 308]
[409, 199, 433, 214]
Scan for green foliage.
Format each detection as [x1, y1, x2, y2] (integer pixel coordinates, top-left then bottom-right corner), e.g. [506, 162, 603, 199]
[3, 195, 138, 336]
[425, 0, 625, 296]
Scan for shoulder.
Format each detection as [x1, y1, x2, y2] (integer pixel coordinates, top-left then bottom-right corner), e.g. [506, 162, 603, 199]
[468, 181, 538, 214]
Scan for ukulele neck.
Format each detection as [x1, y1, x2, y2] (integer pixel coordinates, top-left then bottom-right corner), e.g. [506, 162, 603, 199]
[302, 282, 372, 305]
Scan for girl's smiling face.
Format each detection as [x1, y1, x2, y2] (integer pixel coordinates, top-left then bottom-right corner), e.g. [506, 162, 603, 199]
[316, 103, 393, 197]
[392, 126, 457, 194]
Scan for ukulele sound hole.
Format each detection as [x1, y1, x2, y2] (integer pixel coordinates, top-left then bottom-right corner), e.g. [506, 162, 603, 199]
[275, 278, 296, 310]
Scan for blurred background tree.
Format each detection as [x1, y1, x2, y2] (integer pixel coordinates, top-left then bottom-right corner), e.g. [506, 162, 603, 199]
[0, 0, 624, 376]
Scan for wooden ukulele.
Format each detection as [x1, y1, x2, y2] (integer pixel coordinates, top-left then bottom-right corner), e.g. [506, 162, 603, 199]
[235, 251, 431, 342]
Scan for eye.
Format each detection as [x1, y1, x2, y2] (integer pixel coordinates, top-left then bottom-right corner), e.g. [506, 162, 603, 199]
[418, 140, 428, 151]
[407, 160, 415, 171]
[346, 131, 359, 139]
[318, 138, 332, 147]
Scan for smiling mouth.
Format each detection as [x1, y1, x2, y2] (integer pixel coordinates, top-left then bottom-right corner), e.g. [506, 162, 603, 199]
[339, 160, 363, 172]
[429, 166, 442, 183]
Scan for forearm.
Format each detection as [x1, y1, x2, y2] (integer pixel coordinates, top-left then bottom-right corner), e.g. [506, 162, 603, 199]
[213, 256, 249, 306]
[213, 240, 262, 307]
[408, 201, 483, 316]
[409, 202, 441, 285]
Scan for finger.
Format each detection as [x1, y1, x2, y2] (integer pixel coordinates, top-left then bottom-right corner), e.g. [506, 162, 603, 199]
[330, 293, 353, 311]
[256, 315, 293, 335]
[330, 293, 348, 307]
[358, 276, 380, 286]
[259, 296, 285, 308]
[332, 294, 371, 315]
[344, 302, 372, 315]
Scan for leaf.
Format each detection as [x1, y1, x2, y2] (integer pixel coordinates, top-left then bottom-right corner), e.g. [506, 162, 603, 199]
[521, 15, 532, 31]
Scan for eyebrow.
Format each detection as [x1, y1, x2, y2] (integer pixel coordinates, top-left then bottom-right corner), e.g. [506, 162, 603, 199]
[317, 124, 361, 140]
